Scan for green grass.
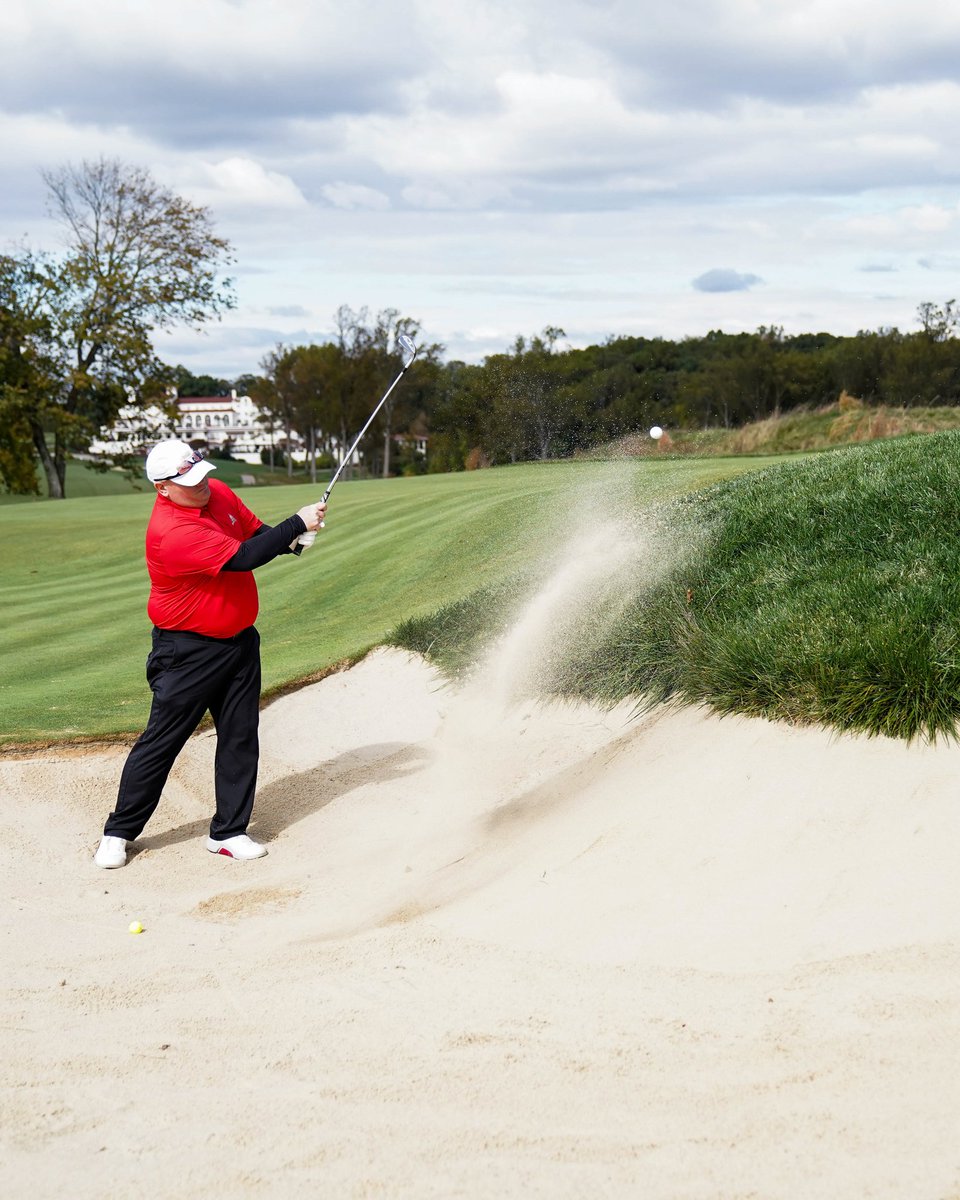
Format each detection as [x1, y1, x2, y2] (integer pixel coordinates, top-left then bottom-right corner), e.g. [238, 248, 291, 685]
[395, 433, 960, 742]
[11, 437, 956, 747]
[0, 456, 774, 746]
[0, 460, 154, 503]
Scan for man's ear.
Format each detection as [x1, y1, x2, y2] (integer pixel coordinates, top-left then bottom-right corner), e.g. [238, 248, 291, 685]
[154, 483, 168, 497]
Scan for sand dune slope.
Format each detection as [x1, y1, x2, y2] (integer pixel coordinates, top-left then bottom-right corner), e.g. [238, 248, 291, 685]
[2, 648, 959, 1199]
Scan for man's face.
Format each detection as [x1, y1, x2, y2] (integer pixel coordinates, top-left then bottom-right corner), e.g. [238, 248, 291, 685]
[156, 477, 211, 508]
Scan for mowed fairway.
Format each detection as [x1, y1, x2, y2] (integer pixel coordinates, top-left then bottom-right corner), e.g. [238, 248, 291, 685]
[0, 456, 782, 745]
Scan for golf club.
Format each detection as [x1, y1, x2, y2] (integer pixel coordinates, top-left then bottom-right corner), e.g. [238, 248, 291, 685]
[298, 333, 419, 547]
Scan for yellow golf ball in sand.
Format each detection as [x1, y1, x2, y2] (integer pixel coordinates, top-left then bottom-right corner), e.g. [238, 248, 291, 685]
[128, 920, 144, 935]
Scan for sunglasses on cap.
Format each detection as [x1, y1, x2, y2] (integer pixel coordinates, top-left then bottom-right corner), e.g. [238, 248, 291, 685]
[158, 450, 205, 481]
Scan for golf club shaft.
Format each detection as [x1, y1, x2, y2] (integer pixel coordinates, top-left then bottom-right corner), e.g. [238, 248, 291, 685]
[325, 363, 410, 499]
[298, 358, 415, 546]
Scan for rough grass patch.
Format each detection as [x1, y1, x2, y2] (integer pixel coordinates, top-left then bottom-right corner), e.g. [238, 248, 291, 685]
[393, 432, 960, 742]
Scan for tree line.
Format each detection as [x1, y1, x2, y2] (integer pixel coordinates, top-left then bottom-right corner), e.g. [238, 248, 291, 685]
[258, 305, 960, 477]
[3, 157, 959, 499]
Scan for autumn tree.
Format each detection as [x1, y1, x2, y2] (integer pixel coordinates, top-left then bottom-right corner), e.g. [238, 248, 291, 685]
[1, 157, 234, 497]
[0, 250, 60, 493]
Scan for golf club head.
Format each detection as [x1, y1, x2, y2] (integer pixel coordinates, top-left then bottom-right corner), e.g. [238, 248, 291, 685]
[397, 333, 418, 368]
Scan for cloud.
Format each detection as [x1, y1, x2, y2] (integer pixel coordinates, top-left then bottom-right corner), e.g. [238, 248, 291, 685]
[320, 182, 391, 210]
[5, 3, 960, 221]
[918, 255, 960, 270]
[267, 304, 312, 318]
[401, 183, 462, 210]
[162, 157, 308, 211]
[692, 269, 763, 293]
[0, 1, 422, 147]
[3, 0, 960, 378]
[156, 321, 334, 375]
[580, 0, 960, 108]
[900, 203, 955, 232]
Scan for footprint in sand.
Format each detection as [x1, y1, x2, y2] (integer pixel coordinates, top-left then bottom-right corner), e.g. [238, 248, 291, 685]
[190, 886, 302, 921]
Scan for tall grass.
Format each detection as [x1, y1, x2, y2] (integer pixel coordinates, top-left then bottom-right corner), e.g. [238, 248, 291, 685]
[393, 433, 960, 742]
[599, 401, 960, 459]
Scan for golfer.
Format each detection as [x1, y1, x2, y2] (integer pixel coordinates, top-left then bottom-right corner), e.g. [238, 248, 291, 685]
[94, 439, 326, 869]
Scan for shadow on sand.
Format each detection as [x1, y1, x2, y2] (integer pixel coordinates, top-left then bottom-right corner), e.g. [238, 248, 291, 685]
[133, 741, 431, 857]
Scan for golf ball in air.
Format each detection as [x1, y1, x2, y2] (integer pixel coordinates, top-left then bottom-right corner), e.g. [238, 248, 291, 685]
[128, 921, 144, 935]
[649, 425, 663, 440]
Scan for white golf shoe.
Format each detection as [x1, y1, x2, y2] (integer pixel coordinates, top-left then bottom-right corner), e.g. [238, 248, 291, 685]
[206, 834, 267, 860]
[94, 835, 128, 869]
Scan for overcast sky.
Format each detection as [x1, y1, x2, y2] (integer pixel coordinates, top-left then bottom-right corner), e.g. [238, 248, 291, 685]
[2, 0, 959, 377]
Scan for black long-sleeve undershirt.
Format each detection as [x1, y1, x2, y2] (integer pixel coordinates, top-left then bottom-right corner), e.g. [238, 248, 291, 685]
[220, 515, 307, 572]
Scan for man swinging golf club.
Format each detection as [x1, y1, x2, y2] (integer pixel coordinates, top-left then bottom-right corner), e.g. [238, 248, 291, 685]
[93, 439, 326, 868]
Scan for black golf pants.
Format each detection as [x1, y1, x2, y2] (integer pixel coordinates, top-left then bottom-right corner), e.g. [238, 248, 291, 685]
[105, 625, 261, 841]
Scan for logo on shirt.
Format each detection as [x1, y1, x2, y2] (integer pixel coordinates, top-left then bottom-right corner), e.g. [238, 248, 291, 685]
[228, 514, 237, 526]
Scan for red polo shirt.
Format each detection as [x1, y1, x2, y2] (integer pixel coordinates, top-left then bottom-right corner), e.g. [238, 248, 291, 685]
[145, 478, 264, 637]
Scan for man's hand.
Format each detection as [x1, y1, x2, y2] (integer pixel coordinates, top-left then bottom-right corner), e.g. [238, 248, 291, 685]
[295, 500, 328, 550]
[296, 501, 327, 532]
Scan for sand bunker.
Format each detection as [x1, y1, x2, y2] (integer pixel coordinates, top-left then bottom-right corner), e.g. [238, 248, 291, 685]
[3, 647, 960, 1198]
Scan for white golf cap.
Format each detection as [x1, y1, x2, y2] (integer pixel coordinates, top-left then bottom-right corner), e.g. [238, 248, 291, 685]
[145, 439, 217, 487]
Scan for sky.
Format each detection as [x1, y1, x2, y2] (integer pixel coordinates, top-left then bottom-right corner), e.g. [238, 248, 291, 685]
[2, 0, 959, 378]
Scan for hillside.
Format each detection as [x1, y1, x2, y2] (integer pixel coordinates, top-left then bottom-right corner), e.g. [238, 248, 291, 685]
[598, 397, 960, 458]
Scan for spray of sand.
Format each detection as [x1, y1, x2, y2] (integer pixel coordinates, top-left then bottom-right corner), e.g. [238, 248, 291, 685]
[431, 479, 693, 816]
[314, 484, 697, 928]
[479, 470, 690, 708]
[375, 492, 691, 924]
[481, 516, 655, 706]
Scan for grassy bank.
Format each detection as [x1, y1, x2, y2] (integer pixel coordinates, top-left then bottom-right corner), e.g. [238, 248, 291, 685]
[601, 401, 960, 459]
[0, 456, 770, 746]
[394, 433, 960, 742]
